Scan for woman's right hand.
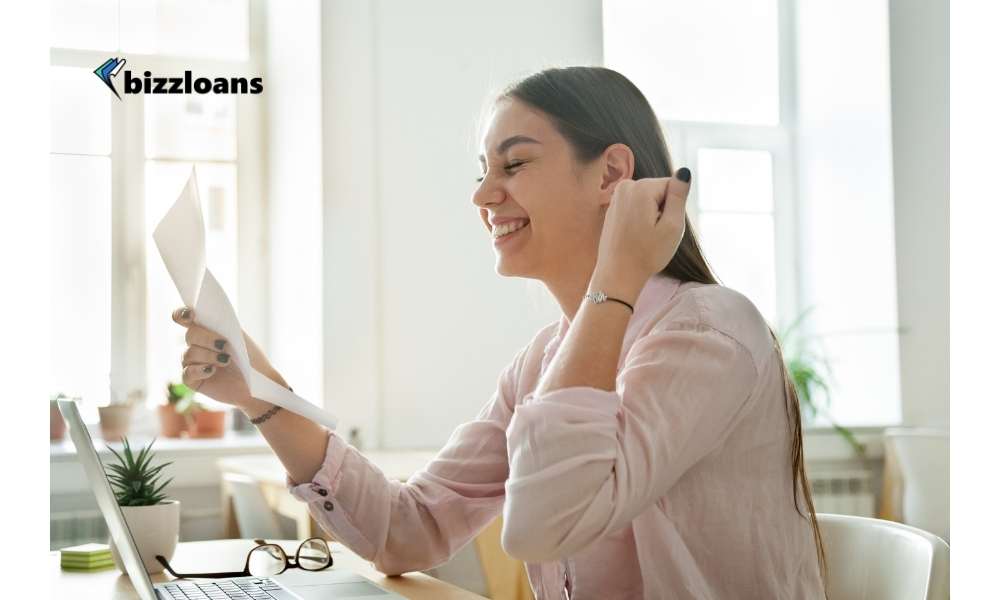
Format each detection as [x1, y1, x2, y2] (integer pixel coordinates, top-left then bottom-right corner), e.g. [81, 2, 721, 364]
[171, 306, 286, 410]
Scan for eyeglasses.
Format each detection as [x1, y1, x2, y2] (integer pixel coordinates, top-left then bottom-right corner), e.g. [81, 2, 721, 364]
[155, 538, 333, 579]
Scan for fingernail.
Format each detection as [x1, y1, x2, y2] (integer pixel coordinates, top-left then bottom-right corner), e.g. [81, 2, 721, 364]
[676, 167, 691, 183]
[218, 353, 230, 363]
[203, 365, 213, 373]
[179, 307, 191, 320]
[214, 339, 226, 350]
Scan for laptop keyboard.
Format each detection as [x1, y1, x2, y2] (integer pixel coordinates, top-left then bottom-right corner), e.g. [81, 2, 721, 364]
[160, 578, 283, 599]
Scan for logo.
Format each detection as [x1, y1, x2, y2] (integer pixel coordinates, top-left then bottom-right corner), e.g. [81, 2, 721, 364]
[94, 57, 127, 100]
[94, 57, 263, 100]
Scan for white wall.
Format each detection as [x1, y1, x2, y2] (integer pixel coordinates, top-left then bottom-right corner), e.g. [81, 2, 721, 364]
[263, 0, 324, 405]
[319, 0, 603, 448]
[888, 0, 950, 427]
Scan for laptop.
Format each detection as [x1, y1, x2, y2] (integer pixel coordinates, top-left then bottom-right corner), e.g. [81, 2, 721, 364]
[57, 399, 404, 600]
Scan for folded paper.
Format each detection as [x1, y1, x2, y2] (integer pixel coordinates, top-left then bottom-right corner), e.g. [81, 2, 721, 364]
[153, 166, 338, 431]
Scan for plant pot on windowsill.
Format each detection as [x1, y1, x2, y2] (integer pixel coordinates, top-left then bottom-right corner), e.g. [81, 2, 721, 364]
[99, 388, 143, 443]
[159, 382, 193, 438]
[174, 392, 227, 439]
[188, 409, 227, 438]
[50, 394, 68, 442]
[98, 404, 134, 442]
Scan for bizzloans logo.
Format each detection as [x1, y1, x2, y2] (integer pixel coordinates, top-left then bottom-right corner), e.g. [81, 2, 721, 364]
[94, 57, 263, 100]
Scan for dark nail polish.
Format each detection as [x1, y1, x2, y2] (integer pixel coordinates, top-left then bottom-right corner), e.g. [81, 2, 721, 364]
[203, 365, 213, 373]
[676, 167, 691, 183]
[214, 339, 225, 350]
[218, 353, 230, 363]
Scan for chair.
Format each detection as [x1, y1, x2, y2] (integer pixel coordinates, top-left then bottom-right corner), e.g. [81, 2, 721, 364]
[222, 472, 284, 540]
[883, 428, 950, 541]
[817, 513, 949, 600]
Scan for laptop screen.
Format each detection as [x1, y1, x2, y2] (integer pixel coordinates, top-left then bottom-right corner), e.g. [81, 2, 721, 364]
[57, 399, 159, 600]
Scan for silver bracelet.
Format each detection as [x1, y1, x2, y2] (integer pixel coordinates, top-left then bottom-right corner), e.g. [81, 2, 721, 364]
[584, 290, 634, 313]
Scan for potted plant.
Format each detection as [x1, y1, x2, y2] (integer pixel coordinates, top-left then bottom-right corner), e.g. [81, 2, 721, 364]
[51, 393, 69, 441]
[159, 382, 193, 438]
[777, 307, 866, 458]
[104, 437, 179, 574]
[98, 387, 140, 442]
[175, 394, 227, 439]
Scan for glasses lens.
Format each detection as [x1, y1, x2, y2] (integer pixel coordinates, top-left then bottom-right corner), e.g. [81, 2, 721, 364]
[297, 538, 331, 571]
[248, 544, 286, 576]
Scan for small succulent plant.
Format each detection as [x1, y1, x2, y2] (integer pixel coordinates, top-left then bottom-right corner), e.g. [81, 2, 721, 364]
[104, 437, 174, 507]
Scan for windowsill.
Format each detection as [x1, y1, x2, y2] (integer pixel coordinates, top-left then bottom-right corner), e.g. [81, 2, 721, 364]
[802, 425, 889, 462]
[50, 425, 893, 464]
[50, 430, 270, 463]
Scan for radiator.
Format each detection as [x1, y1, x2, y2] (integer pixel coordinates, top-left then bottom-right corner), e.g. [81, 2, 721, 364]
[50, 508, 222, 551]
[807, 468, 876, 517]
[51, 510, 107, 550]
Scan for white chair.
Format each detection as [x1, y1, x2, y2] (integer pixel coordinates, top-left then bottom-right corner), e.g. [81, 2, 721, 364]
[883, 428, 950, 541]
[223, 472, 284, 540]
[818, 513, 949, 600]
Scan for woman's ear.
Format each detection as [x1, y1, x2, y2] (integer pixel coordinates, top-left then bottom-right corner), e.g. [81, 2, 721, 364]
[599, 143, 635, 200]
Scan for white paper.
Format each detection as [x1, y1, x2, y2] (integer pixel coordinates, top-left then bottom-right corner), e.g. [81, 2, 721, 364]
[152, 166, 338, 431]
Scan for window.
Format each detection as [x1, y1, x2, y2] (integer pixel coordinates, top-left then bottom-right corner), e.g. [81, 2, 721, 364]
[50, 0, 264, 423]
[604, 0, 901, 426]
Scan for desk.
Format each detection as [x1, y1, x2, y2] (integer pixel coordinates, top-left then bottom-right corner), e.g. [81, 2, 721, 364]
[49, 539, 486, 599]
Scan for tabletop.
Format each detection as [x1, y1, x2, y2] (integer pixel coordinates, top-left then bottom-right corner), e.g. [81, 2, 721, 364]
[49, 538, 487, 600]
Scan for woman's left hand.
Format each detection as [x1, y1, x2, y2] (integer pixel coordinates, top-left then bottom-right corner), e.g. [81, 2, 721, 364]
[595, 168, 692, 286]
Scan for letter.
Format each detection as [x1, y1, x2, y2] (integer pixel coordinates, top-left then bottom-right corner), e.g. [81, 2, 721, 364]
[250, 78, 263, 94]
[185, 70, 192, 93]
[152, 77, 167, 93]
[228, 77, 248, 94]
[213, 78, 229, 94]
[143, 71, 153, 93]
[193, 78, 212, 93]
[168, 77, 183, 93]
[124, 71, 143, 94]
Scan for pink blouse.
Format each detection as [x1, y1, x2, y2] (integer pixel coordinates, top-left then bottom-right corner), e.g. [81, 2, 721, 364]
[287, 274, 826, 599]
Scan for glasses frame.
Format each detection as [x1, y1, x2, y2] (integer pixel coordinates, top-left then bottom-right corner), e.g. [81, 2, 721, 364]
[155, 537, 334, 579]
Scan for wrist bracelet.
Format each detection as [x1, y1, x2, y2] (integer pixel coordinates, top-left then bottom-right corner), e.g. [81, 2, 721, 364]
[584, 290, 634, 313]
[250, 404, 283, 425]
[248, 385, 293, 425]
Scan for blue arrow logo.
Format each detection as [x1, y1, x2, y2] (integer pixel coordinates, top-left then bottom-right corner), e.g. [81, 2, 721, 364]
[94, 57, 127, 100]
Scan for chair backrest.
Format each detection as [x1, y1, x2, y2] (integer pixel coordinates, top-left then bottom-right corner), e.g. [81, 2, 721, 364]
[223, 472, 283, 540]
[884, 428, 950, 541]
[818, 513, 949, 600]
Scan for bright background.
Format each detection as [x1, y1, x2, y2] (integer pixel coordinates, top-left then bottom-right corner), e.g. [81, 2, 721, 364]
[10, 0, 994, 594]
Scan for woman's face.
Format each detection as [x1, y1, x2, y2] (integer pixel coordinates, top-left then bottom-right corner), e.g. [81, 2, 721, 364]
[472, 98, 612, 281]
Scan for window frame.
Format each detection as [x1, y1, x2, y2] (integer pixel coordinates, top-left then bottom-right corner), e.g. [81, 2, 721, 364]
[48, 0, 267, 422]
[660, 0, 801, 330]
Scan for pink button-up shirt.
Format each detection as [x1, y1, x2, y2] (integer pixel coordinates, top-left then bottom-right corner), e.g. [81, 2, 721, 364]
[287, 274, 826, 599]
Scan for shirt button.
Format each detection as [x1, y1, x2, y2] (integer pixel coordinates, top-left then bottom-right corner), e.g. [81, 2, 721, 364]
[317, 488, 328, 496]
[323, 501, 334, 511]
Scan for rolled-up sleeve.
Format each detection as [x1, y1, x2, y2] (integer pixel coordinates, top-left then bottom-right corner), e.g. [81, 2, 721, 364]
[284, 342, 533, 575]
[501, 322, 760, 563]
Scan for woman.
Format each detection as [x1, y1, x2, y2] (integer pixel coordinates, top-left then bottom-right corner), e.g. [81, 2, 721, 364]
[173, 66, 827, 599]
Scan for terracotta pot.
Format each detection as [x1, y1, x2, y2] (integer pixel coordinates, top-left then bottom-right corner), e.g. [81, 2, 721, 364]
[157, 404, 189, 438]
[189, 410, 226, 438]
[50, 400, 66, 441]
[98, 404, 133, 442]
[110, 500, 180, 574]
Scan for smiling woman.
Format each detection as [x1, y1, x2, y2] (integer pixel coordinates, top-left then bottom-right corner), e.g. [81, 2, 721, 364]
[176, 66, 830, 600]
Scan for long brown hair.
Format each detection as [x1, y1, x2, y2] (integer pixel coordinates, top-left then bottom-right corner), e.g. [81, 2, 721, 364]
[495, 65, 828, 589]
